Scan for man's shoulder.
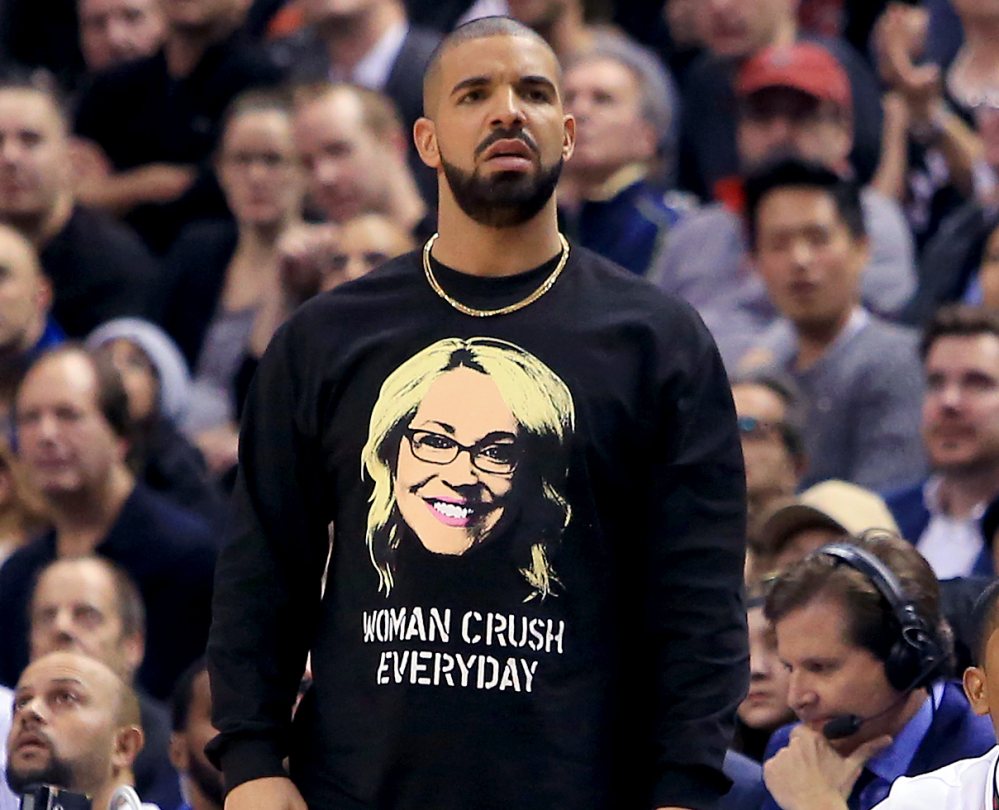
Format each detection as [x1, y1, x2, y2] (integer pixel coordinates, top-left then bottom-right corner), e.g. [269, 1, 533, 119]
[113, 484, 215, 553]
[876, 746, 998, 809]
[398, 24, 442, 62]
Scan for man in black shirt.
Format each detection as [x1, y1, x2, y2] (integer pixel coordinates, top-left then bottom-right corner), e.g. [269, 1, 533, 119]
[73, 0, 282, 252]
[208, 16, 748, 810]
[0, 76, 157, 337]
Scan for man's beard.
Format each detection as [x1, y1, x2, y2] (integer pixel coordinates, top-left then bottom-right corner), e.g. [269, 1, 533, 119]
[187, 752, 225, 807]
[440, 154, 563, 229]
[6, 756, 77, 795]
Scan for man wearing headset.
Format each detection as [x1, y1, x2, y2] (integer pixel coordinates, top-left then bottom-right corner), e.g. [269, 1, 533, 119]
[759, 531, 994, 810]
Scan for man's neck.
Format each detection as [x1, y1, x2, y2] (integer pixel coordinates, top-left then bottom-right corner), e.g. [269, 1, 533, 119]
[164, 21, 234, 78]
[90, 773, 137, 810]
[959, 17, 999, 66]
[6, 194, 74, 249]
[51, 467, 134, 558]
[793, 308, 855, 371]
[318, 2, 404, 76]
[880, 686, 931, 745]
[186, 783, 223, 810]
[432, 195, 563, 278]
[936, 465, 999, 519]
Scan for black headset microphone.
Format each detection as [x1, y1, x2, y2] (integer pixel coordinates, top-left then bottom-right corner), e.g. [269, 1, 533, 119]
[814, 544, 947, 742]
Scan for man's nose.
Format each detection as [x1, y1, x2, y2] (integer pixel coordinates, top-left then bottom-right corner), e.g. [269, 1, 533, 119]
[786, 670, 815, 712]
[490, 87, 527, 128]
[314, 156, 342, 187]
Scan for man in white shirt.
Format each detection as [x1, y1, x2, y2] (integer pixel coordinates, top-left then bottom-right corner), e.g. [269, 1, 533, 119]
[871, 579, 999, 808]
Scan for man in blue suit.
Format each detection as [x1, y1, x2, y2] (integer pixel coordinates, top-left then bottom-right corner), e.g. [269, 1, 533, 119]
[759, 531, 994, 810]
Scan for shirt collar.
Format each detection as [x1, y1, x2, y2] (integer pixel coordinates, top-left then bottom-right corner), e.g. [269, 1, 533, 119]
[332, 20, 408, 89]
[922, 474, 989, 520]
[582, 163, 648, 202]
[865, 682, 942, 784]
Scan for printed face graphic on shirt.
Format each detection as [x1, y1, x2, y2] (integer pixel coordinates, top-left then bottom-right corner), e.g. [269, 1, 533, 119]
[395, 365, 519, 555]
[362, 337, 575, 600]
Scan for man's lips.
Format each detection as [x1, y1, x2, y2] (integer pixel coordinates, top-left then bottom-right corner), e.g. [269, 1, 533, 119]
[12, 732, 51, 756]
[481, 138, 536, 170]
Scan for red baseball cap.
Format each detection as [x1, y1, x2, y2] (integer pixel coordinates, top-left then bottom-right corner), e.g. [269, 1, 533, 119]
[736, 43, 852, 112]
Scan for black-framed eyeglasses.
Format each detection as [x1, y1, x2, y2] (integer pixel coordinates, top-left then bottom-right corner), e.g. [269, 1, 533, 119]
[404, 428, 520, 475]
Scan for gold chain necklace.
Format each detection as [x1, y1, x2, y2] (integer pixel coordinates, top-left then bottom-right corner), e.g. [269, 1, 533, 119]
[422, 232, 570, 318]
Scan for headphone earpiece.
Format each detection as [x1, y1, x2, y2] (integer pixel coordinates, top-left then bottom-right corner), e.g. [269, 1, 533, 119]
[820, 543, 946, 693]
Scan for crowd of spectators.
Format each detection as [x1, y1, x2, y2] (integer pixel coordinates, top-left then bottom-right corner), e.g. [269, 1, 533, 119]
[0, 0, 998, 808]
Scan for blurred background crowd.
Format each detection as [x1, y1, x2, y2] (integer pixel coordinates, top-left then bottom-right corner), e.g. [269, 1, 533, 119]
[0, 0, 996, 808]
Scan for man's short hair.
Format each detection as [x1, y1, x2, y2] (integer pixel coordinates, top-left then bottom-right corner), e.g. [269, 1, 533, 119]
[32, 556, 146, 639]
[0, 65, 71, 132]
[292, 81, 403, 141]
[764, 530, 953, 674]
[971, 580, 999, 668]
[743, 157, 865, 250]
[422, 16, 557, 115]
[219, 87, 294, 142]
[170, 657, 206, 732]
[564, 37, 676, 149]
[20, 344, 133, 442]
[919, 304, 999, 361]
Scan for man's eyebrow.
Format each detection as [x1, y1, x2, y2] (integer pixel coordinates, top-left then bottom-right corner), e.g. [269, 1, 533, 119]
[519, 75, 558, 92]
[450, 77, 491, 97]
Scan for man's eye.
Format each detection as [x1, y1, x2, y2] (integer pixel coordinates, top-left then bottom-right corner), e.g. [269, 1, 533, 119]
[460, 90, 483, 104]
[54, 690, 79, 705]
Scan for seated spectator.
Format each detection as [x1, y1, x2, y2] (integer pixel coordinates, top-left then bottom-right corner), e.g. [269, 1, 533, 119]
[0, 682, 14, 810]
[0, 346, 217, 701]
[268, 0, 440, 205]
[73, 0, 283, 252]
[731, 370, 806, 525]
[507, 0, 611, 62]
[169, 660, 223, 810]
[735, 584, 794, 763]
[871, 3, 981, 249]
[870, 579, 999, 807]
[29, 556, 181, 809]
[742, 158, 925, 491]
[86, 318, 225, 522]
[6, 651, 147, 809]
[886, 306, 999, 578]
[679, 0, 883, 199]
[158, 90, 306, 476]
[760, 531, 995, 810]
[0, 224, 65, 428]
[559, 40, 688, 276]
[755, 479, 900, 576]
[292, 82, 429, 236]
[235, 212, 416, 426]
[77, 0, 166, 74]
[654, 43, 915, 368]
[0, 73, 157, 337]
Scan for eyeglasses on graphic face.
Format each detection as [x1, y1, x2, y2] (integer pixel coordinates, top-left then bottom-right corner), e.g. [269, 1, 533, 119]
[404, 428, 520, 475]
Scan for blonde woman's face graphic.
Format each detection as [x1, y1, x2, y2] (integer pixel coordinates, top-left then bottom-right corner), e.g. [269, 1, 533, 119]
[395, 366, 520, 555]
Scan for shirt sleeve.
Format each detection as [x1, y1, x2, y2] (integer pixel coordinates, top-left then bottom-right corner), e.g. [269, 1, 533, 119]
[205, 315, 332, 789]
[647, 307, 750, 809]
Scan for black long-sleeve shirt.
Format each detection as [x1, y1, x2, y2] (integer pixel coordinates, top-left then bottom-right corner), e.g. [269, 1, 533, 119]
[206, 246, 749, 810]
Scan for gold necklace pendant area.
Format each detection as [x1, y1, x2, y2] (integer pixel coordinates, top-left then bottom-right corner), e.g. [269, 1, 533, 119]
[422, 232, 570, 318]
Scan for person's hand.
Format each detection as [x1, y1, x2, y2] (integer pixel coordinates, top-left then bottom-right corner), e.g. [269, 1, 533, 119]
[876, 3, 940, 123]
[68, 137, 112, 188]
[224, 776, 308, 810]
[763, 725, 892, 810]
[276, 223, 341, 304]
[129, 163, 198, 203]
[195, 424, 239, 476]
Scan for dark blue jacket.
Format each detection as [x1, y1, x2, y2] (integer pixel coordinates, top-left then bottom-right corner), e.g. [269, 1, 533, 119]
[721, 749, 766, 809]
[760, 681, 995, 810]
[885, 481, 994, 576]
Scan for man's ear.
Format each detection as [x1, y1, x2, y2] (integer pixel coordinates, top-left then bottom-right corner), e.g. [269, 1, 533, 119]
[168, 731, 189, 771]
[562, 114, 575, 162]
[964, 665, 990, 716]
[111, 725, 144, 771]
[413, 118, 441, 170]
[121, 632, 144, 677]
